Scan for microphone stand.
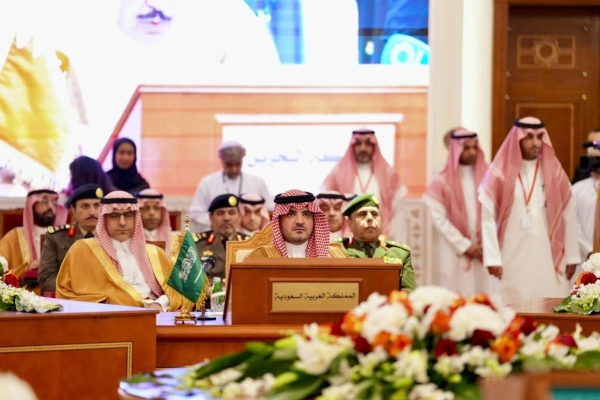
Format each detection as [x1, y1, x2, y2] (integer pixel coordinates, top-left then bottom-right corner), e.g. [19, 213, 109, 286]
[197, 303, 216, 321]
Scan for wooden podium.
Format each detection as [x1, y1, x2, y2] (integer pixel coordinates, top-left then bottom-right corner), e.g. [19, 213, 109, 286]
[225, 258, 402, 325]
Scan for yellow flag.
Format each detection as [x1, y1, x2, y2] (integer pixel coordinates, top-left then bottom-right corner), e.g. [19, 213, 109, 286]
[0, 35, 70, 173]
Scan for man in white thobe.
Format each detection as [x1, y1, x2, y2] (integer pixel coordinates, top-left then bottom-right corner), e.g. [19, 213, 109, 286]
[572, 129, 600, 281]
[423, 129, 493, 297]
[479, 117, 580, 304]
[188, 141, 273, 232]
[321, 127, 408, 241]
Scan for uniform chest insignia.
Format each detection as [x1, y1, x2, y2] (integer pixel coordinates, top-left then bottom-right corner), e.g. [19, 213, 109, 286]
[202, 250, 214, 257]
[67, 225, 77, 237]
[207, 234, 215, 245]
[383, 256, 403, 265]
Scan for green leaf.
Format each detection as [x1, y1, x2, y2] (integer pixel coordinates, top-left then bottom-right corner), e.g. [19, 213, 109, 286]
[355, 378, 376, 400]
[271, 347, 298, 361]
[592, 299, 600, 313]
[246, 342, 274, 355]
[574, 351, 600, 370]
[243, 358, 295, 379]
[453, 384, 480, 400]
[192, 350, 252, 380]
[553, 295, 573, 313]
[266, 375, 324, 400]
[272, 371, 299, 390]
[522, 356, 558, 372]
[123, 373, 159, 384]
[571, 302, 592, 315]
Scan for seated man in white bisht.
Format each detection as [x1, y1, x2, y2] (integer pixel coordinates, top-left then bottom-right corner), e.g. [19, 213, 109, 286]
[136, 188, 174, 253]
[572, 128, 600, 283]
[237, 193, 270, 236]
[423, 128, 494, 297]
[57, 191, 186, 311]
[479, 117, 580, 304]
[188, 141, 273, 232]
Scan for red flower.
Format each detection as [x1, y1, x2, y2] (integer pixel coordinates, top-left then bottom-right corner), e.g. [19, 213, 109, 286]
[555, 334, 578, 348]
[2, 271, 20, 288]
[327, 320, 345, 337]
[576, 272, 598, 287]
[434, 339, 457, 357]
[506, 317, 537, 337]
[471, 329, 495, 348]
[519, 318, 537, 336]
[353, 335, 373, 354]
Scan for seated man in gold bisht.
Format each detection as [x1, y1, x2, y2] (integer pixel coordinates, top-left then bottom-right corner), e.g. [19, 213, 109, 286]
[56, 191, 186, 311]
[247, 189, 347, 259]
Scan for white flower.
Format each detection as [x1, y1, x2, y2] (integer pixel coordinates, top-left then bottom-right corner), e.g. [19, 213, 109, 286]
[433, 355, 465, 377]
[294, 337, 345, 375]
[519, 341, 546, 359]
[357, 347, 388, 377]
[576, 333, 600, 352]
[408, 383, 454, 400]
[474, 359, 512, 378]
[408, 286, 460, 316]
[460, 346, 498, 368]
[0, 255, 8, 273]
[539, 325, 560, 341]
[208, 368, 243, 386]
[303, 322, 321, 338]
[582, 253, 600, 277]
[394, 350, 429, 383]
[351, 292, 388, 317]
[222, 374, 274, 399]
[317, 382, 359, 400]
[0, 372, 38, 400]
[327, 358, 353, 386]
[361, 303, 409, 343]
[447, 304, 509, 342]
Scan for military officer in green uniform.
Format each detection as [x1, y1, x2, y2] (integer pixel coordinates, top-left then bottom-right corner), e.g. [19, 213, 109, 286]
[193, 193, 250, 283]
[38, 184, 103, 294]
[337, 193, 416, 291]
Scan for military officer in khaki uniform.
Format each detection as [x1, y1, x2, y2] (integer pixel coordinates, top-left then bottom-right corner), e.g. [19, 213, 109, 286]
[193, 193, 250, 283]
[337, 193, 416, 291]
[38, 184, 103, 294]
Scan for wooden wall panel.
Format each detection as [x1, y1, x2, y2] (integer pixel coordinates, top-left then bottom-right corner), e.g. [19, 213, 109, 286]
[133, 86, 428, 198]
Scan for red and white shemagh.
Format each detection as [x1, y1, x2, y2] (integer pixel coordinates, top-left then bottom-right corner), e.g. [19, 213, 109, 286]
[137, 188, 172, 253]
[317, 190, 351, 237]
[478, 117, 572, 274]
[239, 193, 270, 231]
[425, 129, 488, 240]
[95, 191, 163, 297]
[272, 189, 331, 258]
[23, 191, 68, 261]
[322, 132, 403, 236]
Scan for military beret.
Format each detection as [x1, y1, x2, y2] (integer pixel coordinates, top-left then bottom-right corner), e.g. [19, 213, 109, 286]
[208, 193, 239, 212]
[67, 184, 103, 208]
[342, 193, 380, 217]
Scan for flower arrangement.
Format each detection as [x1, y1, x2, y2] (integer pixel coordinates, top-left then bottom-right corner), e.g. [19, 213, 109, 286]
[0, 255, 62, 313]
[555, 253, 600, 314]
[127, 286, 600, 400]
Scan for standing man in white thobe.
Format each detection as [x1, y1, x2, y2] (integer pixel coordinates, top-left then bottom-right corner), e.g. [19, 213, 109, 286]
[479, 117, 580, 304]
[572, 129, 600, 276]
[188, 141, 273, 232]
[423, 129, 493, 297]
[321, 127, 408, 241]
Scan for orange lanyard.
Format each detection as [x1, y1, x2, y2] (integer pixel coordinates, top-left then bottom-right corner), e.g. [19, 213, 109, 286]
[517, 160, 539, 209]
[356, 168, 374, 193]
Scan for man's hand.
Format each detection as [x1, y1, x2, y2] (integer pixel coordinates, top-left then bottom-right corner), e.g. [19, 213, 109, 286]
[147, 303, 163, 311]
[28, 260, 40, 271]
[487, 266, 503, 279]
[565, 264, 577, 280]
[464, 244, 483, 260]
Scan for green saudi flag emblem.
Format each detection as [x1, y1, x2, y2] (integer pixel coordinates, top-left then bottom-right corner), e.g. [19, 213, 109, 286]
[168, 231, 209, 305]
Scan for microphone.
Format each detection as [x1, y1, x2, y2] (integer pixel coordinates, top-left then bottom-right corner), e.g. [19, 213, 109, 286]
[202, 255, 217, 275]
[582, 141, 600, 149]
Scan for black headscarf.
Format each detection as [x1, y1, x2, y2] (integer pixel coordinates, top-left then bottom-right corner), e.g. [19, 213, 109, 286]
[106, 138, 150, 194]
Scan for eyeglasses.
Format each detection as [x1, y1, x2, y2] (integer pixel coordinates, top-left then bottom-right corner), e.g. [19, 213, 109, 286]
[106, 211, 136, 221]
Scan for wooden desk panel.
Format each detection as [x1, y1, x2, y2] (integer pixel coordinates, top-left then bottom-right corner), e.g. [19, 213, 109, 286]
[156, 312, 302, 368]
[0, 299, 157, 400]
[509, 298, 600, 335]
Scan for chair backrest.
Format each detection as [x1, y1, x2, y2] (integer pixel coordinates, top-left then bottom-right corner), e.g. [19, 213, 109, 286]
[225, 222, 273, 282]
[0, 208, 24, 238]
[146, 240, 166, 250]
[168, 211, 181, 231]
[40, 234, 45, 250]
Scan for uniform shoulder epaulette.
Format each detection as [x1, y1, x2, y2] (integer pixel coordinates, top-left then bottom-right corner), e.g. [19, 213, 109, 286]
[47, 224, 71, 234]
[191, 231, 211, 243]
[236, 232, 251, 241]
[386, 240, 411, 251]
[335, 237, 352, 248]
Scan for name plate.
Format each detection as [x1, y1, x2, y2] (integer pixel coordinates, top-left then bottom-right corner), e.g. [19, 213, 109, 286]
[271, 281, 359, 312]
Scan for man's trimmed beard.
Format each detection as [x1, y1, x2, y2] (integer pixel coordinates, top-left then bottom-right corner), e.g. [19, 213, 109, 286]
[33, 211, 55, 227]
